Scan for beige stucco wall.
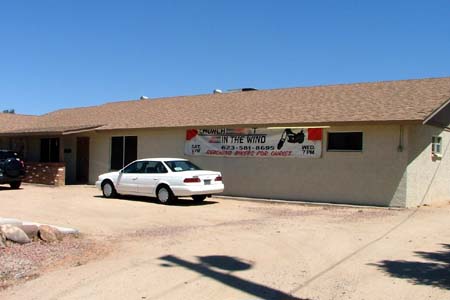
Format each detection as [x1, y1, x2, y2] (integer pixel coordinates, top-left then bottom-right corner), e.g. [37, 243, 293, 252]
[13, 123, 450, 207]
[406, 125, 450, 207]
[84, 125, 409, 207]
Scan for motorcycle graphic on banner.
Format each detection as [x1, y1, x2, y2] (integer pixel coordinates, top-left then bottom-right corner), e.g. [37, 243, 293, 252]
[184, 128, 323, 158]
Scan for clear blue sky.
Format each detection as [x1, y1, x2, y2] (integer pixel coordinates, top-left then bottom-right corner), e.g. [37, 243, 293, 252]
[1, 0, 449, 115]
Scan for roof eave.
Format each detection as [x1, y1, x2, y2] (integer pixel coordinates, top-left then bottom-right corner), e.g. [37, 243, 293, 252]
[91, 120, 423, 132]
[423, 96, 450, 125]
[0, 125, 103, 136]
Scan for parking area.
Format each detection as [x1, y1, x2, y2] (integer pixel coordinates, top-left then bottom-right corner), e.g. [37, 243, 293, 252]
[1, 184, 450, 300]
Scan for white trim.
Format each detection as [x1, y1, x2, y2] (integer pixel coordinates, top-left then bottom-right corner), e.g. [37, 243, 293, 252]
[266, 126, 330, 130]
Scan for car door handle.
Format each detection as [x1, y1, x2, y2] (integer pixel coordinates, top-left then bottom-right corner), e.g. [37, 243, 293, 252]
[132, 177, 138, 180]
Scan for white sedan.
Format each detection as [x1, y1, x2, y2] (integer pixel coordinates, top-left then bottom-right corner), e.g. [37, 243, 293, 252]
[95, 158, 224, 204]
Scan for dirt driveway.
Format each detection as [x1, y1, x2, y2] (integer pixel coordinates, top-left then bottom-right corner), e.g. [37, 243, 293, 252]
[1, 184, 449, 300]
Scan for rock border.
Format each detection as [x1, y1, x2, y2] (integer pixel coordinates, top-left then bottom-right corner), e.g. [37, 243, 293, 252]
[0, 218, 79, 247]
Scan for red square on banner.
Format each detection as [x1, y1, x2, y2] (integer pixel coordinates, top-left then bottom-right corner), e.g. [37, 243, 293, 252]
[308, 128, 323, 141]
[186, 129, 198, 141]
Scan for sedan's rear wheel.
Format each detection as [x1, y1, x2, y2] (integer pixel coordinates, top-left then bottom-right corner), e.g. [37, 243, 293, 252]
[102, 181, 117, 198]
[157, 185, 174, 205]
[192, 195, 206, 202]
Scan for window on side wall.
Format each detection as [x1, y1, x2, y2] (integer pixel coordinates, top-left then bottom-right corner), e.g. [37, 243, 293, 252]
[327, 132, 363, 152]
[432, 136, 442, 157]
[40, 138, 60, 162]
[110, 136, 138, 170]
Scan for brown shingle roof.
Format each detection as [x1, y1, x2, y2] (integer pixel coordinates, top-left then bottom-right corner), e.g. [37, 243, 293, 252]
[0, 113, 41, 133]
[1, 76, 450, 134]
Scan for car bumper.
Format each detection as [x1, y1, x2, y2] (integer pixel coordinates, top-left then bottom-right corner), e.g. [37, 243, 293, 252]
[171, 183, 224, 197]
[95, 180, 102, 190]
[0, 175, 24, 184]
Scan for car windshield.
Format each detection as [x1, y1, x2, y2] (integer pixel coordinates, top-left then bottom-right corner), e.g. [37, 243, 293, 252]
[0, 151, 18, 160]
[164, 160, 202, 172]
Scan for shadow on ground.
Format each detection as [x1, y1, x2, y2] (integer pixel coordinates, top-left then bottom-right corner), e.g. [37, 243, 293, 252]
[0, 186, 22, 191]
[94, 195, 218, 206]
[159, 255, 309, 300]
[373, 243, 450, 290]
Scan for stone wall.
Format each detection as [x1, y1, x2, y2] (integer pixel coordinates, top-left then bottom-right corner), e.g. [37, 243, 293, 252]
[23, 163, 65, 186]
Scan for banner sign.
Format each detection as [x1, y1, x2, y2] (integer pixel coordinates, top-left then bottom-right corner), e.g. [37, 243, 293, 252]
[184, 128, 323, 158]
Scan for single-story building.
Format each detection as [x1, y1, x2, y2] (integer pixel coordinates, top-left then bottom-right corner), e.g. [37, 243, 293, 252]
[1, 77, 450, 207]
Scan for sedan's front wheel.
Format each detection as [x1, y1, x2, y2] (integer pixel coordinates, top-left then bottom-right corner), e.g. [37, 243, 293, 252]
[102, 181, 117, 198]
[157, 185, 174, 205]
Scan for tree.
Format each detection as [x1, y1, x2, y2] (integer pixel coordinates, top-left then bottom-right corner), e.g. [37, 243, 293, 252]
[2, 109, 15, 114]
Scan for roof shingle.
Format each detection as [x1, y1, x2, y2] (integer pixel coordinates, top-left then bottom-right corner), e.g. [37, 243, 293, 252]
[1, 76, 450, 134]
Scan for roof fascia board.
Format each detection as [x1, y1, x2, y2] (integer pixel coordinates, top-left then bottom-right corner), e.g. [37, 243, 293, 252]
[0, 132, 63, 137]
[0, 125, 103, 136]
[92, 120, 422, 133]
[424, 120, 450, 130]
[423, 96, 450, 124]
[62, 125, 103, 135]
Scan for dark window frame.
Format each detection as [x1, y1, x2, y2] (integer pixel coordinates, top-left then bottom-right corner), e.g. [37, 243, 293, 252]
[327, 132, 363, 152]
[40, 138, 60, 162]
[110, 136, 138, 170]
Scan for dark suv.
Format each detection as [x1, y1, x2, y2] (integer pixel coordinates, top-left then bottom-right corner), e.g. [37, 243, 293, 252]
[0, 150, 25, 189]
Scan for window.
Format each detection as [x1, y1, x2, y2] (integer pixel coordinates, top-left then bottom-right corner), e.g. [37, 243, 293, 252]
[145, 161, 168, 174]
[0, 151, 18, 160]
[110, 136, 137, 170]
[164, 160, 202, 172]
[327, 132, 363, 152]
[432, 136, 442, 156]
[40, 138, 60, 162]
[122, 161, 148, 174]
[122, 161, 168, 174]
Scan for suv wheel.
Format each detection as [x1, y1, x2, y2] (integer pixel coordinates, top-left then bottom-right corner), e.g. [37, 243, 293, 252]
[10, 181, 21, 189]
[4, 158, 22, 178]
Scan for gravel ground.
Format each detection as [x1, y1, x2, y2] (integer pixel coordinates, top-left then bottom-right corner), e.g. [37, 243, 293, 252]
[0, 235, 109, 290]
[0, 185, 449, 300]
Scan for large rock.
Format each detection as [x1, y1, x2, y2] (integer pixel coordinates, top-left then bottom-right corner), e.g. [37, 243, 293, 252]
[0, 218, 22, 226]
[22, 222, 79, 235]
[0, 224, 31, 244]
[38, 225, 62, 242]
[18, 224, 39, 240]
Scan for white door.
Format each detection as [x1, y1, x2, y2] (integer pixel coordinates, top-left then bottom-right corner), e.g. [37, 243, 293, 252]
[116, 173, 138, 195]
[137, 161, 169, 196]
[116, 161, 147, 195]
